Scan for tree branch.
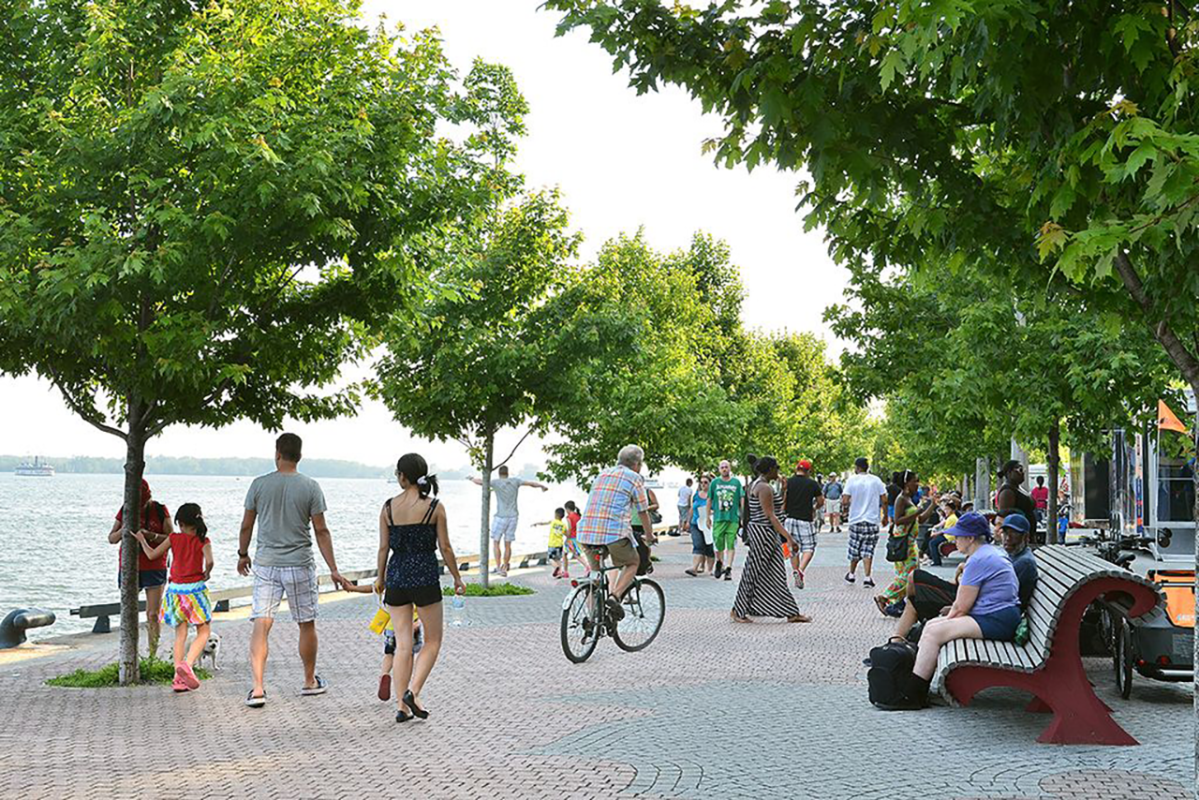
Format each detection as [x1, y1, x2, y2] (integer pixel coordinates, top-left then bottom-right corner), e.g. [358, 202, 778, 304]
[492, 428, 534, 472]
[1113, 250, 1199, 390]
[47, 370, 128, 441]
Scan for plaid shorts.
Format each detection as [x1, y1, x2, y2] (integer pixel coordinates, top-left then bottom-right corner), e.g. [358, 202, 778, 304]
[251, 564, 319, 623]
[847, 522, 880, 561]
[784, 518, 817, 553]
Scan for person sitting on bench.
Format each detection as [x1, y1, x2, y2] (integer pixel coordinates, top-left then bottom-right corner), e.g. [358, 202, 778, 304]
[895, 511, 1021, 709]
[997, 513, 1038, 609]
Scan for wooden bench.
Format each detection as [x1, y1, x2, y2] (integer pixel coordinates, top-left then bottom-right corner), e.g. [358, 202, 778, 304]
[70, 552, 550, 633]
[930, 544, 1164, 745]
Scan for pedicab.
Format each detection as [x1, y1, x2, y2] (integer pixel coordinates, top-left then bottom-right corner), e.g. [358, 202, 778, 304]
[1073, 421, 1196, 698]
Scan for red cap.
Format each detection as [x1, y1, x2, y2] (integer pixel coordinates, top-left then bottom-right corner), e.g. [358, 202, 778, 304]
[797, 459, 812, 471]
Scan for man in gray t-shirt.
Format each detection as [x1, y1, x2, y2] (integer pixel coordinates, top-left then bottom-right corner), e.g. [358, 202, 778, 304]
[471, 465, 548, 577]
[237, 433, 345, 707]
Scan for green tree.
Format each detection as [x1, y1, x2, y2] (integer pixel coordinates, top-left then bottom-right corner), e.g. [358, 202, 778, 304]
[0, 0, 520, 681]
[829, 263, 1177, 539]
[374, 190, 598, 586]
[542, 232, 747, 482]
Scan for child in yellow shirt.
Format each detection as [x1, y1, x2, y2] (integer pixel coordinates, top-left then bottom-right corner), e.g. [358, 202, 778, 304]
[535, 507, 570, 579]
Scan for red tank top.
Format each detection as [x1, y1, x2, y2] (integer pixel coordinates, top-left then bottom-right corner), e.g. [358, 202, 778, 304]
[168, 532, 207, 584]
[116, 503, 170, 571]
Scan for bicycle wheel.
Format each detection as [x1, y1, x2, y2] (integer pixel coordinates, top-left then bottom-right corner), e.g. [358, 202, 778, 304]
[612, 578, 665, 652]
[561, 583, 600, 663]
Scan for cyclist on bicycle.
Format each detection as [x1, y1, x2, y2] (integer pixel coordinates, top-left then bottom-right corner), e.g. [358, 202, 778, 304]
[577, 445, 658, 622]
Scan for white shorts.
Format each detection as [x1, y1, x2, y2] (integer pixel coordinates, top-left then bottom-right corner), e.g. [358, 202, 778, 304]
[251, 564, 319, 623]
[490, 515, 518, 542]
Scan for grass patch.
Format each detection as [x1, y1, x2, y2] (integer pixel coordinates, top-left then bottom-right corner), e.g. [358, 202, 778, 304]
[443, 582, 534, 598]
[47, 656, 211, 688]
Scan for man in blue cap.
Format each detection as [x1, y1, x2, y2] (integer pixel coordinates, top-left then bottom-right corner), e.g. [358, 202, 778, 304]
[999, 513, 1038, 609]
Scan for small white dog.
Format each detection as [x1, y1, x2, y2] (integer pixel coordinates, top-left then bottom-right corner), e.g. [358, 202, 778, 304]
[198, 631, 221, 672]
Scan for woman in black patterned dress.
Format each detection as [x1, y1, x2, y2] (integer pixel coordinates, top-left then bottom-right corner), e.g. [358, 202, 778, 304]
[732, 457, 812, 624]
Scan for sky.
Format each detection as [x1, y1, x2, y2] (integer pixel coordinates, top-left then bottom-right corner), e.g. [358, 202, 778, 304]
[0, 0, 851, 472]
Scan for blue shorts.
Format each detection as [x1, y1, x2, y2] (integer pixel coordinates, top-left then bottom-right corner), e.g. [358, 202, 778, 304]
[972, 606, 1021, 641]
[118, 569, 168, 590]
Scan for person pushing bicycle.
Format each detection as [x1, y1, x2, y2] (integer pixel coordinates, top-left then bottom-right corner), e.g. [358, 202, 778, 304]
[576, 444, 658, 623]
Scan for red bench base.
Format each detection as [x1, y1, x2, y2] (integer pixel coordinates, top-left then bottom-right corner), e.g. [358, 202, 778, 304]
[942, 575, 1158, 746]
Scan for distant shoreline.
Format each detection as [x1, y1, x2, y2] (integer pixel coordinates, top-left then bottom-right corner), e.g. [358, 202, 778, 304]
[0, 455, 476, 481]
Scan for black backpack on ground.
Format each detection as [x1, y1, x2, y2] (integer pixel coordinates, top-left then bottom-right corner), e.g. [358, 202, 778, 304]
[867, 638, 918, 710]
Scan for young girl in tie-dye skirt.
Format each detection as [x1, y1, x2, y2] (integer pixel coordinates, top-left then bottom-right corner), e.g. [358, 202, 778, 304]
[136, 502, 213, 692]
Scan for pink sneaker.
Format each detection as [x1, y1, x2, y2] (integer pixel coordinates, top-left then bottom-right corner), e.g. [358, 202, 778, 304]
[176, 662, 200, 691]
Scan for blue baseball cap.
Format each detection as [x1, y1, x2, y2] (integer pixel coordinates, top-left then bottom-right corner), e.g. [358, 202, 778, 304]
[945, 511, 990, 538]
[1001, 513, 1030, 535]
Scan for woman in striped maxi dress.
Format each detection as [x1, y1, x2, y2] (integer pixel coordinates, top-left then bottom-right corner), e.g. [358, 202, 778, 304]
[732, 457, 812, 624]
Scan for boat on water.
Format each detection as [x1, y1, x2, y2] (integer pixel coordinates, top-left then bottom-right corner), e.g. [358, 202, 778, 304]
[15, 456, 55, 477]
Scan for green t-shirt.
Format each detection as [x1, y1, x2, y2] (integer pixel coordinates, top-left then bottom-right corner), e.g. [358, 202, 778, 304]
[709, 477, 743, 523]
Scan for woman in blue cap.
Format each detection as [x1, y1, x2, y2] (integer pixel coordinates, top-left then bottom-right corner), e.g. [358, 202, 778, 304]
[903, 510, 1021, 708]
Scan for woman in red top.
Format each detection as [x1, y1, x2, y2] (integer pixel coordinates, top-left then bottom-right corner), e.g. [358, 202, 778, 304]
[136, 503, 213, 692]
[107, 479, 172, 654]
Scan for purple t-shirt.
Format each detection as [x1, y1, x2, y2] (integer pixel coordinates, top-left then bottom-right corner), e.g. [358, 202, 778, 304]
[961, 544, 1019, 617]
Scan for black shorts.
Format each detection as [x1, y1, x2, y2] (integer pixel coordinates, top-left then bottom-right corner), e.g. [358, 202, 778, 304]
[384, 584, 442, 608]
[117, 569, 168, 590]
[911, 569, 956, 620]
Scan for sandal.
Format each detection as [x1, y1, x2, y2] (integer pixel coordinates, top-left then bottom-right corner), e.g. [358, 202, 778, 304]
[684, 569, 699, 577]
[377, 674, 391, 702]
[301, 676, 328, 696]
[245, 690, 266, 708]
[873, 595, 889, 616]
[786, 613, 813, 623]
[730, 611, 752, 624]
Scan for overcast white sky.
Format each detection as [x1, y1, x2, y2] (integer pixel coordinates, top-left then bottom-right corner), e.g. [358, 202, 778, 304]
[0, 0, 850, 470]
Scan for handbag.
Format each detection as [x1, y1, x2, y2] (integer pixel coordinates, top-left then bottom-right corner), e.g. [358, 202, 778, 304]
[885, 525, 911, 563]
[368, 585, 391, 634]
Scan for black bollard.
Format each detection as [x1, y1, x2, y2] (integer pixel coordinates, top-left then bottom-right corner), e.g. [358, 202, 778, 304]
[0, 608, 56, 649]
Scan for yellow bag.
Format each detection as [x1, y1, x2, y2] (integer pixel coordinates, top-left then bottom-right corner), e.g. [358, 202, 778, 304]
[368, 585, 390, 634]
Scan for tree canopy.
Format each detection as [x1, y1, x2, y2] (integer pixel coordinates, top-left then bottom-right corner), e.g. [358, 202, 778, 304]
[0, 0, 527, 678]
[545, 0, 1199, 397]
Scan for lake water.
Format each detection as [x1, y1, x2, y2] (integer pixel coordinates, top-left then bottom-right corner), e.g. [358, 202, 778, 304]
[0, 473, 581, 639]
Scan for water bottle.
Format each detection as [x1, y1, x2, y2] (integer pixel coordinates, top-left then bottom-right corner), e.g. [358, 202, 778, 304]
[447, 593, 467, 628]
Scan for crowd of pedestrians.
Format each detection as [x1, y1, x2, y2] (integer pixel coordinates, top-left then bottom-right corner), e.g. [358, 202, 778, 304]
[105, 432, 1043, 718]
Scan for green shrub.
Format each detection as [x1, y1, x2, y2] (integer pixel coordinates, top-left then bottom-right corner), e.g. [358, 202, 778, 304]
[47, 657, 211, 688]
[442, 582, 534, 598]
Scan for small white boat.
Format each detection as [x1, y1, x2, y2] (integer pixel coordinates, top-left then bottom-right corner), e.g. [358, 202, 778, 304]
[15, 456, 55, 477]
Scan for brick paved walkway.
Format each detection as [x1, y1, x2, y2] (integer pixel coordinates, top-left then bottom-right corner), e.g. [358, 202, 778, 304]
[0, 534, 1191, 799]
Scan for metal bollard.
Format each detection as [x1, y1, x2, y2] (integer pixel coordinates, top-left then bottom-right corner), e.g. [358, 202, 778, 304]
[0, 608, 56, 649]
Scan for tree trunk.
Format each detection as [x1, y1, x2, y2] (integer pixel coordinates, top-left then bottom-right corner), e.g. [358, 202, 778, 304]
[479, 433, 494, 590]
[118, 401, 146, 685]
[975, 457, 990, 511]
[1047, 422, 1061, 545]
[1192, 403, 1198, 800]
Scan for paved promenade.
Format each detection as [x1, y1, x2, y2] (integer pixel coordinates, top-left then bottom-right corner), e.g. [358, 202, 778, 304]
[0, 534, 1191, 799]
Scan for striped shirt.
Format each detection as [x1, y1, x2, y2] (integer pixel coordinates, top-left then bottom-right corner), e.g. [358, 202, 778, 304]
[577, 465, 650, 546]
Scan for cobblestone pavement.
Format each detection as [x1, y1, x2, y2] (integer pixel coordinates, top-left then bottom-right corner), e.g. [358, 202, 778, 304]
[0, 533, 1191, 799]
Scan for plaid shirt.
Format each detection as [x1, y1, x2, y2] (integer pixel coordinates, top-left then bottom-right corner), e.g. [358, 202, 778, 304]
[577, 465, 649, 546]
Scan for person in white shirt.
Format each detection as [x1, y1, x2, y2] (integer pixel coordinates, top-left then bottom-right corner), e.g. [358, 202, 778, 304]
[840, 457, 889, 588]
[677, 478, 694, 534]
